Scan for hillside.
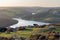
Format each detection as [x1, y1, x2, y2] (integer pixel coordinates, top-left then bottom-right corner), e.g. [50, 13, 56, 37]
[0, 7, 60, 23]
[0, 13, 18, 27]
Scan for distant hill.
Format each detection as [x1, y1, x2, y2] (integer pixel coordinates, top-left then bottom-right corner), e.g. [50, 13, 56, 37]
[0, 7, 60, 23]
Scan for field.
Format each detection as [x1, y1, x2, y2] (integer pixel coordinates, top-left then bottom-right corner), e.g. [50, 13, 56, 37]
[0, 28, 47, 38]
[0, 26, 60, 38]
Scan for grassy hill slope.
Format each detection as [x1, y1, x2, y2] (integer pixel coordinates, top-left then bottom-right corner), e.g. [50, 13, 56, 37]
[0, 7, 60, 23]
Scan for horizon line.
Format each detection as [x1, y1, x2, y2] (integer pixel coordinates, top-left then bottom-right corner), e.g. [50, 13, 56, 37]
[0, 6, 60, 8]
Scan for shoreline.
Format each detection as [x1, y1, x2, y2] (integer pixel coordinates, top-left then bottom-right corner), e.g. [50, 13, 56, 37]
[10, 18, 49, 28]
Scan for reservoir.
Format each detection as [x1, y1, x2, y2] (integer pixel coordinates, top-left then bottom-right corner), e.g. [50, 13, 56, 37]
[10, 18, 49, 28]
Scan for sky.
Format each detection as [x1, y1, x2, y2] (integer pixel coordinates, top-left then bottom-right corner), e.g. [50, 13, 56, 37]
[0, 0, 60, 7]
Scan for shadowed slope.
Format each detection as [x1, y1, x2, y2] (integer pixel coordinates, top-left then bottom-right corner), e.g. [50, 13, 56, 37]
[0, 13, 18, 27]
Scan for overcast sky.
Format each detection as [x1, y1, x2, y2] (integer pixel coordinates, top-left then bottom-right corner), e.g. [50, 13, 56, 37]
[0, 0, 60, 7]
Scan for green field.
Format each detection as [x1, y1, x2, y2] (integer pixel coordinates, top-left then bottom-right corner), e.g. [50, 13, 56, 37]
[0, 26, 60, 38]
[0, 28, 47, 38]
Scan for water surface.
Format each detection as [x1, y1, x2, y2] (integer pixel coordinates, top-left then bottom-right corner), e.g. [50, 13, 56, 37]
[10, 18, 49, 28]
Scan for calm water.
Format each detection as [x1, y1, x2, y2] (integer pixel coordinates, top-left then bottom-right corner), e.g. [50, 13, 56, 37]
[10, 18, 49, 28]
